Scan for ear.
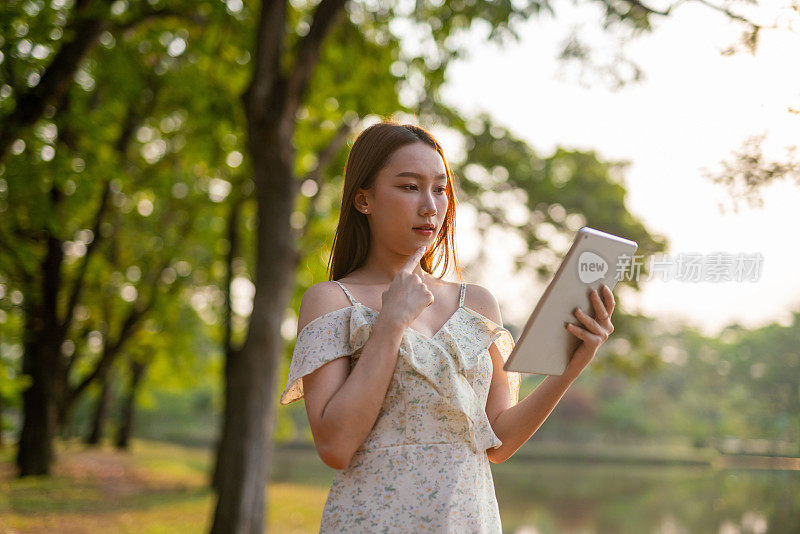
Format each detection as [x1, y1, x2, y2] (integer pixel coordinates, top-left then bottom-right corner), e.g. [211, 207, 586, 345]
[353, 188, 370, 214]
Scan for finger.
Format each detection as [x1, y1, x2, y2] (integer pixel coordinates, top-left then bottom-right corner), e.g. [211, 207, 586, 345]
[574, 308, 604, 336]
[566, 322, 604, 345]
[565, 322, 592, 343]
[401, 246, 426, 273]
[589, 289, 610, 321]
[601, 284, 616, 315]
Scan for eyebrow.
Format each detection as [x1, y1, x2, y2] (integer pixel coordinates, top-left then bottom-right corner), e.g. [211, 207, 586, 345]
[396, 171, 447, 181]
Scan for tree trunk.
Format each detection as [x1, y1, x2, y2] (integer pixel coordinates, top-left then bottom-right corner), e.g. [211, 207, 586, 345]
[86, 368, 115, 446]
[115, 359, 146, 450]
[16, 233, 66, 477]
[209, 0, 346, 530]
[57, 396, 74, 441]
[209, 123, 299, 533]
[0, 390, 4, 449]
[15, 341, 59, 475]
[211, 347, 237, 491]
[211, 200, 242, 492]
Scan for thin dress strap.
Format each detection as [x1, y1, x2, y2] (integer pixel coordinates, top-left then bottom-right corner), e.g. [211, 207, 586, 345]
[459, 282, 466, 307]
[332, 280, 359, 306]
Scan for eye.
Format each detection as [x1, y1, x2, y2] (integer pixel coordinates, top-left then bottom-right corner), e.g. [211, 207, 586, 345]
[402, 185, 446, 193]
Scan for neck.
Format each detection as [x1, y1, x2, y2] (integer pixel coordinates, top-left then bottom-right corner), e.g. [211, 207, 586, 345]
[357, 244, 426, 285]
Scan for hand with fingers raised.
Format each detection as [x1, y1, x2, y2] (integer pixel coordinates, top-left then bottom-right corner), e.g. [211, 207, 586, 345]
[377, 246, 434, 331]
[564, 283, 617, 373]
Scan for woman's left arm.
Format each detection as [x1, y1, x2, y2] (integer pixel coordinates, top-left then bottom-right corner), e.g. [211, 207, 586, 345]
[485, 284, 616, 463]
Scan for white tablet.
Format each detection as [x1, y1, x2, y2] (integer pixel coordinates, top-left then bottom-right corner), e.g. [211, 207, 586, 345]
[502, 226, 638, 376]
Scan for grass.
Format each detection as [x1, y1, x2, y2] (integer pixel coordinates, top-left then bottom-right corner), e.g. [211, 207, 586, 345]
[2, 437, 782, 533]
[0, 438, 332, 533]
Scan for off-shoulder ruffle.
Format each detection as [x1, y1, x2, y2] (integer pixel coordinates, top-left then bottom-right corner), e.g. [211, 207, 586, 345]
[280, 302, 521, 453]
[433, 307, 521, 451]
[280, 305, 372, 405]
[449, 306, 521, 404]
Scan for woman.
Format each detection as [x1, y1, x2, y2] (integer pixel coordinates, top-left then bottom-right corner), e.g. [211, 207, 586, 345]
[280, 120, 616, 533]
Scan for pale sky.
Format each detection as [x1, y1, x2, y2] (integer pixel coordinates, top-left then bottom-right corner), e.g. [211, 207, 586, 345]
[430, 1, 800, 336]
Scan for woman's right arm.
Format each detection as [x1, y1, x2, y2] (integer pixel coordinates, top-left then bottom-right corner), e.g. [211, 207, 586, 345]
[301, 247, 431, 470]
[300, 284, 405, 469]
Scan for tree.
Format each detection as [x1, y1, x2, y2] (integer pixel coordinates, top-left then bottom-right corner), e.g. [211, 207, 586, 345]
[1, 0, 766, 530]
[115, 354, 147, 449]
[1, 1, 217, 476]
[84, 362, 115, 445]
[208, 1, 683, 531]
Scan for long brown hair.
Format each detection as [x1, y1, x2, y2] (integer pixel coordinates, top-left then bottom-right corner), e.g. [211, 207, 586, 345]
[328, 120, 462, 282]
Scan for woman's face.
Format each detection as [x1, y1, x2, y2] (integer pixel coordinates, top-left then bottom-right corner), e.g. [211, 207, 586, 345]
[355, 142, 449, 255]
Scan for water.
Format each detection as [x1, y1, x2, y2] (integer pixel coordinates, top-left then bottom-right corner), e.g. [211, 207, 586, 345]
[271, 446, 800, 533]
[492, 458, 800, 534]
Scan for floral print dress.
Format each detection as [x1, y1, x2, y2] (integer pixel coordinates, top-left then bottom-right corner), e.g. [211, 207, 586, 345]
[280, 280, 521, 533]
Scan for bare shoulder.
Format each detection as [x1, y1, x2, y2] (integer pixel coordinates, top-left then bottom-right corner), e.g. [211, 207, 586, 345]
[297, 281, 354, 334]
[463, 283, 503, 325]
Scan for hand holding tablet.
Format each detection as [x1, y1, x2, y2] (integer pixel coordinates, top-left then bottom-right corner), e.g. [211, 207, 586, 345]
[563, 281, 617, 374]
[502, 226, 638, 376]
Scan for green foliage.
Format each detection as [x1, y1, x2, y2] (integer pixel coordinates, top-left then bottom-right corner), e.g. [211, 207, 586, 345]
[0, 0, 240, 443]
[0, 0, 728, 461]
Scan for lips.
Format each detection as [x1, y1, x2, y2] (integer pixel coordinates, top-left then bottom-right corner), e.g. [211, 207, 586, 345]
[413, 224, 435, 230]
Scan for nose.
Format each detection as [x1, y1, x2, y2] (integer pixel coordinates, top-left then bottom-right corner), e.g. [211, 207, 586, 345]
[420, 192, 437, 216]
